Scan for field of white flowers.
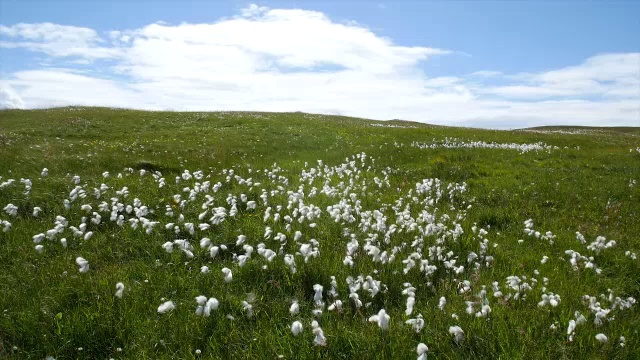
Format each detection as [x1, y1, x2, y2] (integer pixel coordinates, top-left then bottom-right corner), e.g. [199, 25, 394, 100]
[1, 108, 639, 359]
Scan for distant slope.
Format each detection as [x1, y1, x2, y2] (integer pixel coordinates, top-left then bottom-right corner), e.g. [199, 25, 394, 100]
[519, 125, 640, 135]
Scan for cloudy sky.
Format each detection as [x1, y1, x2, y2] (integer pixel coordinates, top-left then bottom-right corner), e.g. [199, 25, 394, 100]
[1, 1, 639, 128]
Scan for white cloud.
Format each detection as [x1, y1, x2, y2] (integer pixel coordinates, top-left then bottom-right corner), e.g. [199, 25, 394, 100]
[0, 22, 121, 59]
[469, 70, 503, 77]
[483, 53, 640, 101]
[0, 4, 638, 128]
[0, 85, 25, 109]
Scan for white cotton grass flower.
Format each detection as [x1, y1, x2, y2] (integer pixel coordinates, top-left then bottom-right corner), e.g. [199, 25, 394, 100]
[311, 321, 327, 346]
[157, 300, 176, 314]
[242, 301, 253, 318]
[595, 333, 608, 343]
[1, 220, 10, 232]
[538, 293, 561, 308]
[196, 296, 219, 317]
[438, 296, 446, 311]
[313, 284, 324, 307]
[35, 244, 44, 254]
[405, 314, 425, 333]
[417, 343, 428, 360]
[289, 300, 300, 315]
[291, 320, 303, 336]
[368, 309, 390, 330]
[4, 203, 18, 217]
[449, 326, 464, 344]
[200, 266, 210, 274]
[162, 241, 174, 253]
[403, 284, 416, 315]
[205, 298, 219, 314]
[75, 257, 89, 273]
[32, 207, 42, 217]
[222, 267, 233, 283]
[115, 282, 125, 298]
[327, 300, 343, 312]
[41, 168, 48, 177]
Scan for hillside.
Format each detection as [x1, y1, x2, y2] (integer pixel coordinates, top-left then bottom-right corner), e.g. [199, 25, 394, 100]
[1, 107, 639, 359]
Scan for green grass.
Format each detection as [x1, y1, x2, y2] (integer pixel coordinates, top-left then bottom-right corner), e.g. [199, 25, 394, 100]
[1, 107, 639, 359]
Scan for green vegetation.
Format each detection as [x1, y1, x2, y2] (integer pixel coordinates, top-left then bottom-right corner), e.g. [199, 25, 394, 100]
[1, 107, 639, 359]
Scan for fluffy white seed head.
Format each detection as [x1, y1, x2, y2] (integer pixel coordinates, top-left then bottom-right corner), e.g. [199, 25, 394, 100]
[291, 321, 303, 336]
[115, 282, 125, 298]
[157, 301, 175, 314]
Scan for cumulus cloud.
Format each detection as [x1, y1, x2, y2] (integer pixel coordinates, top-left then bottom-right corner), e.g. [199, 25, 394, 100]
[482, 53, 640, 100]
[0, 4, 638, 128]
[0, 22, 121, 59]
[0, 85, 25, 109]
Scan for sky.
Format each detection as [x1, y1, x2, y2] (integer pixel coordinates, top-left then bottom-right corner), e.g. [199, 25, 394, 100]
[0, 0, 639, 128]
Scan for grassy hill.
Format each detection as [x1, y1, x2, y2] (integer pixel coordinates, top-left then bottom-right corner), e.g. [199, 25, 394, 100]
[1, 107, 639, 359]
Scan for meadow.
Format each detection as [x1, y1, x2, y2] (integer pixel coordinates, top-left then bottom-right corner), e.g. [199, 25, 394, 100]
[0, 107, 639, 359]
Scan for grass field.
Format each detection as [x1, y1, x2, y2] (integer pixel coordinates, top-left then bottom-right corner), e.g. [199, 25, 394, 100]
[1, 107, 639, 359]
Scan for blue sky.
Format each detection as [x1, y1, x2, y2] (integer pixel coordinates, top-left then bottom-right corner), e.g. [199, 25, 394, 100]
[1, 0, 639, 128]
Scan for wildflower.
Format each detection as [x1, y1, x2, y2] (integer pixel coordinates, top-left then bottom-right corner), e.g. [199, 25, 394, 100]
[35, 245, 44, 254]
[200, 266, 210, 274]
[403, 284, 416, 315]
[368, 309, 390, 330]
[327, 300, 343, 312]
[289, 300, 300, 315]
[33, 207, 42, 217]
[4, 204, 17, 217]
[41, 168, 48, 177]
[1, 220, 10, 232]
[438, 296, 446, 311]
[205, 298, 219, 315]
[538, 293, 561, 307]
[313, 284, 324, 307]
[75, 257, 89, 273]
[417, 343, 428, 360]
[449, 326, 464, 344]
[242, 301, 253, 318]
[162, 242, 174, 253]
[222, 267, 233, 283]
[312, 323, 327, 346]
[595, 333, 608, 343]
[157, 301, 175, 314]
[195, 296, 207, 315]
[33, 233, 45, 244]
[210, 246, 220, 258]
[291, 321, 303, 336]
[587, 236, 616, 254]
[405, 314, 425, 333]
[115, 282, 125, 298]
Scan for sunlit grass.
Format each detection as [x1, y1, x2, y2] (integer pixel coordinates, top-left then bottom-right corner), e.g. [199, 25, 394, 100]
[0, 107, 639, 359]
